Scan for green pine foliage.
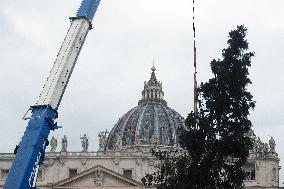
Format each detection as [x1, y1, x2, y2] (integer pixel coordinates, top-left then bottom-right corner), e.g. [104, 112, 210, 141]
[142, 25, 255, 189]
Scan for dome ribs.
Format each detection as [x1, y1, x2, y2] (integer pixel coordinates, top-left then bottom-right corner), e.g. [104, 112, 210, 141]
[135, 104, 149, 144]
[153, 104, 160, 144]
[160, 105, 176, 146]
[121, 107, 139, 146]
[105, 67, 185, 150]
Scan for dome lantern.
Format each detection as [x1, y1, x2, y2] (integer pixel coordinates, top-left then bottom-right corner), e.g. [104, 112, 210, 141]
[139, 67, 166, 106]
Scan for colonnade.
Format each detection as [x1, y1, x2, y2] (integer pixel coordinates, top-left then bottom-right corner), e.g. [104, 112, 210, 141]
[142, 89, 164, 100]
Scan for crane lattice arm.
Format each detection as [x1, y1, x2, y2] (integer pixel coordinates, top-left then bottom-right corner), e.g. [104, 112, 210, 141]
[4, 0, 101, 188]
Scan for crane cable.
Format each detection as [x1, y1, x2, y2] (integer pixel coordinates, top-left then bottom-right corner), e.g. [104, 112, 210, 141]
[193, 0, 198, 114]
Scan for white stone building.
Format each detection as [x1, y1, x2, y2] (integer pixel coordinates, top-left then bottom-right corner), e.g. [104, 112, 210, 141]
[0, 67, 280, 188]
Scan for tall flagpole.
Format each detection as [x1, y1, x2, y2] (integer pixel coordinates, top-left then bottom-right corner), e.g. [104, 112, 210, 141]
[193, 0, 198, 114]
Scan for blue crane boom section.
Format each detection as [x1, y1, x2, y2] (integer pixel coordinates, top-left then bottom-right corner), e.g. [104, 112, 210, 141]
[77, 0, 101, 22]
[4, 0, 101, 188]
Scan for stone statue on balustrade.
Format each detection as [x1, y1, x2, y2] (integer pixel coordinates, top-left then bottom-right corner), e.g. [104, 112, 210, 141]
[263, 143, 269, 154]
[255, 137, 263, 155]
[50, 136, 57, 152]
[134, 134, 141, 150]
[161, 126, 169, 145]
[98, 132, 107, 151]
[150, 135, 157, 151]
[61, 135, 68, 152]
[125, 127, 134, 146]
[247, 129, 257, 151]
[81, 134, 89, 152]
[248, 129, 257, 141]
[115, 131, 122, 151]
[269, 136, 276, 154]
[143, 126, 150, 143]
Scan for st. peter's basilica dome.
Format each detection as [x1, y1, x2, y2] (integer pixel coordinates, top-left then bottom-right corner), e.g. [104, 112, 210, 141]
[107, 66, 184, 149]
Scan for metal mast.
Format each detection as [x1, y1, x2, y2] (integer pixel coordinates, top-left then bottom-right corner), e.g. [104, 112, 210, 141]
[193, 0, 198, 114]
[4, 1, 101, 188]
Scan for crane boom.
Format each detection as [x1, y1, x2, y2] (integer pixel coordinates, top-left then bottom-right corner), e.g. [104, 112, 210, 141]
[4, 0, 101, 188]
[36, 18, 90, 109]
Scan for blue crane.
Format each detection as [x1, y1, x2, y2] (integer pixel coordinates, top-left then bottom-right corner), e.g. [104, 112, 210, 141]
[4, 0, 101, 188]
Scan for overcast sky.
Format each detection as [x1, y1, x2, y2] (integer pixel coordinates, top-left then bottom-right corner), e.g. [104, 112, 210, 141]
[0, 0, 283, 185]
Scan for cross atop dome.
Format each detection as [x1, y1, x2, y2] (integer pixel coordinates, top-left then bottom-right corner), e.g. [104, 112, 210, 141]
[148, 65, 159, 85]
[151, 60, 156, 72]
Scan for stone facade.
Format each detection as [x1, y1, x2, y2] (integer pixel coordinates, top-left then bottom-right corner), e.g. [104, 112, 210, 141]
[0, 67, 280, 188]
[0, 142, 280, 189]
[244, 136, 281, 189]
[0, 147, 158, 188]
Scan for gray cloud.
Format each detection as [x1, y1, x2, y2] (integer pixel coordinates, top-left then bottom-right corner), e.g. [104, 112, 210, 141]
[0, 0, 283, 186]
